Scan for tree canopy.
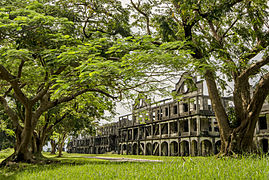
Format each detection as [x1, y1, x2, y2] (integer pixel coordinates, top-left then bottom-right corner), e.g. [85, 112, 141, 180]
[128, 0, 269, 154]
[0, 0, 186, 165]
[0, 0, 269, 165]
[0, 0, 138, 164]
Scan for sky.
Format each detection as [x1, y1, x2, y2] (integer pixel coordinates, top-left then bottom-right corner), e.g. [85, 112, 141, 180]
[121, 0, 130, 7]
[102, 0, 140, 123]
[102, 0, 177, 123]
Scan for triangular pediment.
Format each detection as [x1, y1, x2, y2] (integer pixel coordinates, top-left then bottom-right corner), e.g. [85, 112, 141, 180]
[173, 72, 197, 95]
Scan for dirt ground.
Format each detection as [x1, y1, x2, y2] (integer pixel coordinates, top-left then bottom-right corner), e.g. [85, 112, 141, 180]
[82, 156, 163, 162]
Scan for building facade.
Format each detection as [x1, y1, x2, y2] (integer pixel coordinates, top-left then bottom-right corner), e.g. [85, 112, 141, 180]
[67, 74, 269, 156]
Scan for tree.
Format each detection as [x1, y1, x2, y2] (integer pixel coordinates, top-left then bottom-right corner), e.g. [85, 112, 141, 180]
[0, 0, 134, 165]
[129, 0, 269, 155]
[55, 108, 97, 157]
[42, 96, 105, 157]
[0, 0, 175, 165]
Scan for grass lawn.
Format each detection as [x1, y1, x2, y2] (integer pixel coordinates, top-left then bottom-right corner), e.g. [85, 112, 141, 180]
[1, 149, 269, 180]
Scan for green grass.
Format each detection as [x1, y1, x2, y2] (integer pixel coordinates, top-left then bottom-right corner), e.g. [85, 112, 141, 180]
[1, 150, 269, 179]
[0, 148, 14, 160]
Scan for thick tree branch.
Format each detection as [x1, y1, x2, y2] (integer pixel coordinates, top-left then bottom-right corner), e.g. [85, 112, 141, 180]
[0, 96, 20, 128]
[241, 39, 268, 61]
[17, 60, 25, 79]
[208, 20, 221, 42]
[248, 72, 269, 115]
[33, 88, 116, 126]
[47, 112, 69, 133]
[31, 82, 51, 104]
[130, 0, 151, 35]
[239, 55, 269, 80]
[206, 20, 239, 79]
[204, 0, 243, 19]
[0, 64, 29, 106]
[233, 77, 251, 125]
[3, 86, 13, 98]
[83, 16, 91, 38]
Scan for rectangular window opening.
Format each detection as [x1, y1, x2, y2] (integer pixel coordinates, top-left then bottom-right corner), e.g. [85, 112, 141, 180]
[173, 105, 178, 114]
[259, 116, 267, 130]
[165, 107, 169, 116]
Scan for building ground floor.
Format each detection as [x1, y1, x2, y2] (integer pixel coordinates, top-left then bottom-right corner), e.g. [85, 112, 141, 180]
[119, 136, 221, 156]
[68, 135, 269, 156]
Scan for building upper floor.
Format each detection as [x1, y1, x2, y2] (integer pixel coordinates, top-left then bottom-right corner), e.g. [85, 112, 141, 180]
[97, 73, 269, 138]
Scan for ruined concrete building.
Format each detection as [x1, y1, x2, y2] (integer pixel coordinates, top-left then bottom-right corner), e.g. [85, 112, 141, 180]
[67, 73, 269, 156]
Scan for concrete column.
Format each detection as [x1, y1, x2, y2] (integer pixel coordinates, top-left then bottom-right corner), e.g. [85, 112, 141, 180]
[211, 118, 215, 133]
[191, 141, 194, 156]
[178, 140, 180, 156]
[201, 141, 205, 156]
[189, 141, 191, 156]
[212, 139, 215, 155]
[159, 123, 162, 138]
[168, 141, 170, 156]
[197, 116, 201, 136]
[168, 122, 170, 137]
[199, 97, 204, 110]
[159, 142, 161, 156]
[180, 142, 183, 156]
[197, 140, 201, 156]
[144, 127, 147, 139]
[179, 103, 184, 113]
[190, 99, 194, 112]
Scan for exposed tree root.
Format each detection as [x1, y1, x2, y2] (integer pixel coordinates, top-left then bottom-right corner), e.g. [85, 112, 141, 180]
[0, 152, 57, 167]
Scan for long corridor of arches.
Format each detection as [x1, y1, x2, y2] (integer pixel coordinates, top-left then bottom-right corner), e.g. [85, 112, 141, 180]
[120, 138, 221, 157]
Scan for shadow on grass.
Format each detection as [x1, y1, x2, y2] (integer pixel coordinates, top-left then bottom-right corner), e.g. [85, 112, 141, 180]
[0, 156, 154, 179]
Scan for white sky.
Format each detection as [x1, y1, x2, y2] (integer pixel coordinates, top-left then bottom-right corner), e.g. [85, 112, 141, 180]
[121, 0, 130, 7]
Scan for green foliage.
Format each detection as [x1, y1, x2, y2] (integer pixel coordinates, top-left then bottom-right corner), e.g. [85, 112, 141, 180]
[227, 107, 239, 128]
[0, 107, 14, 150]
[0, 0, 140, 160]
[129, 0, 269, 90]
[0, 131, 15, 150]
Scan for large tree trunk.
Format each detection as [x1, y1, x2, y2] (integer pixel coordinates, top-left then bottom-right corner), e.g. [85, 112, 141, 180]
[205, 70, 269, 156]
[58, 133, 67, 157]
[204, 70, 233, 154]
[32, 131, 47, 158]
[50, 139, 57, 154]
[15, 109, 34, 161]
[223, 118, 257, 155]
[1, 127, 33, 166]
[0, 109, 38, 166]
